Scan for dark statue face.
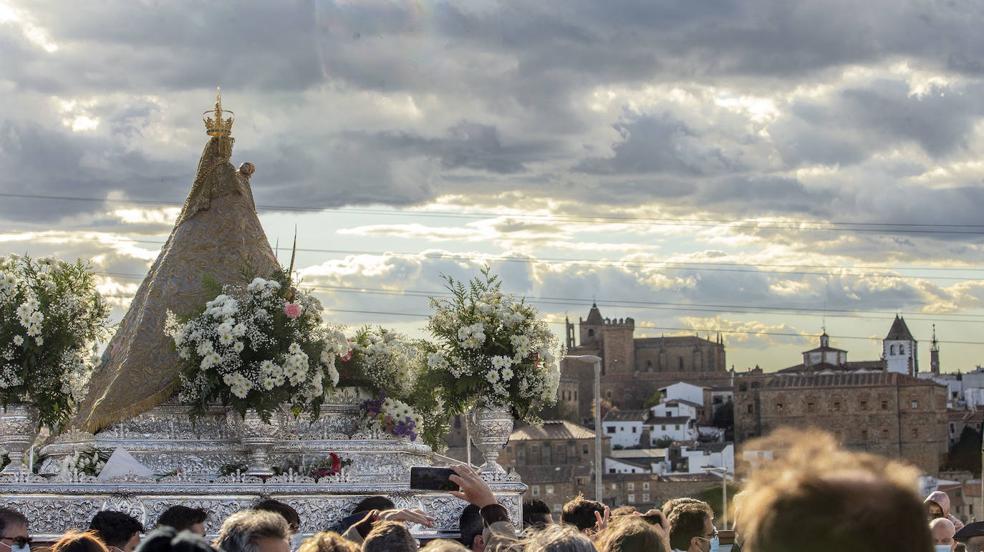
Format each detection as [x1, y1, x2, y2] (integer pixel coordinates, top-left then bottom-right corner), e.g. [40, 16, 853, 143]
[239, 162, 255, 177]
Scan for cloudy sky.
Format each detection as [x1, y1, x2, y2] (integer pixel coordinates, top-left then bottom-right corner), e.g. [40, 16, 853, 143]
[2, 0, 983, 372]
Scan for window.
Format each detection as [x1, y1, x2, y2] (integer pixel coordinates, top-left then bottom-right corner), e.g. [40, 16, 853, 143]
[912, 428, 919, 438]
[662, 425, 667, 430]
[619, 427, 624, 432]
[890, 345, 896, 355]
[833, 401, 841, 411]
[609, 468, 616, 474]
[881, 400, 889, 410]
[627, 482, 635, 491]
[747, 404, 754, 414]
[606, 427, 616, 434]
[627, 494, 636, 504]
[582, 445, 590, 456]
[899, 344, 905, 354]
[643, 482, 650, 490]
[675, 425, 681, 430]
[776, 402, 784, 413]
[632, 427, 637, 433]
[881, 428, 890, 440]
[807, 402, 815, 412]
[531, 485, 540, 497]
[861, 429, 869, 440]
[860, 400, 868, 410]
[739, 383, 748, 392]
[545, 485, 555, 495]
[642, 493, 650, 502]
[911, 400, 919, 409]
[588, 329, 595, 337]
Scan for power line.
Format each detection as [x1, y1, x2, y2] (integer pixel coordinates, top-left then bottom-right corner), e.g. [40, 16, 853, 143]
[3, 191, 984, 235]
[84, 239, 984, 283]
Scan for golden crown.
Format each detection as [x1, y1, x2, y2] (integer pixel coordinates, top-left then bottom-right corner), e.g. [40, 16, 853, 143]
[203, 87, 235, 137]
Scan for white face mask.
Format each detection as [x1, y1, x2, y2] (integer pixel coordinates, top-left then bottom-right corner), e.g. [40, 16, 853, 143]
[934, 545, 952, 552]
[1, 541, 30, 552]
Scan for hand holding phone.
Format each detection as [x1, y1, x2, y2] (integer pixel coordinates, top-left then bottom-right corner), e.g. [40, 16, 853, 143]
[410, 467, 460, 492]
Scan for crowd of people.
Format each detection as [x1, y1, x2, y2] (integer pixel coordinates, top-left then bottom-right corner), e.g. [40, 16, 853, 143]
[3, 429, 984, 552]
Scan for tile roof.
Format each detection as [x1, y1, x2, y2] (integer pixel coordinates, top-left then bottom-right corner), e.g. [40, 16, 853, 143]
[646, 415, 692, 425]
[763, 372, 937, 389]
[509, 420, 597, 441]
[604, 409, 648, 422]
[886, 315, 916, 341]
[609, 449, 669, 459]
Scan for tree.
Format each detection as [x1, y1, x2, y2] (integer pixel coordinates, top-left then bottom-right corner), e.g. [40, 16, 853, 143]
[654, 437, 674, 448]
[712, 400, 734, 429]
[644, 389, 664, 409]
[944, 426, 982, 476]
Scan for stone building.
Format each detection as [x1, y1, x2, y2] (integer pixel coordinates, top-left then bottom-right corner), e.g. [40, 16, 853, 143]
[562, 304, 731, 415]
[499, 420, 607, 514]
[734, 371, 948, 473]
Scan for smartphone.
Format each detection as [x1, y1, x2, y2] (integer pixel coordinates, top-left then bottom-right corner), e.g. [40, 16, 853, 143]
[410, 467, 459, 492]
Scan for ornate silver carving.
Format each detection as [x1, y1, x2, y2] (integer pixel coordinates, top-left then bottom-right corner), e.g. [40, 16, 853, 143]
[471, 404, 513, 474]
[233, 410, 280, 477]
[0, 404, 38, 475]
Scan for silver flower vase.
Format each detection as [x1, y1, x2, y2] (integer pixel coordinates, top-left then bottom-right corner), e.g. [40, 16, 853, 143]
[0, 404, 38, 475]
[470, 403, 513, 474]
[235, 410, 280, 477]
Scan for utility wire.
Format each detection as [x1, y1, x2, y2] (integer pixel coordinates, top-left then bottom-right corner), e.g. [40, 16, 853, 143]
[3, 192, 984, 235]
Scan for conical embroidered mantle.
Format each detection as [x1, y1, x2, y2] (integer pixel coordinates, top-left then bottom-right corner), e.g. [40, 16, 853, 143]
[76, 96, 279, 432]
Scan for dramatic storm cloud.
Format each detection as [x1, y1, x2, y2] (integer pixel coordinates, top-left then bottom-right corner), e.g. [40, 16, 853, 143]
[1, 0, 982, 370]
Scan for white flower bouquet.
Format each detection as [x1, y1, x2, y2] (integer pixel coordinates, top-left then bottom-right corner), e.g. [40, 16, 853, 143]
[0, 255, 109, 430]
[167, 271, 349, 421]
[414, 268, 560, 436]
[338, 326, 423, 400]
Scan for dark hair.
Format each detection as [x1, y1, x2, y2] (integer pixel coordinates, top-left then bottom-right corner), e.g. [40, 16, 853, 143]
[89, 511, 145, 548]
[668, 503, 711, 551]
[169, 530, 216, 552]
[51, 531, 109, 552]
[458, 505, 482, 547]
[0, 508, 29, 535]
[135, 528, 178, 552]
[351, 497, 395, 515]
[561, 495, 606, 532]
[362, 521, 417, 552]
[157, 507, 208, 533]
[252, 500, 300, 532]
[523, 500, 552, 528]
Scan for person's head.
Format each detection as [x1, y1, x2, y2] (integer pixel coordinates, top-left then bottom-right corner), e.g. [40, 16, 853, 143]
[295, 532, 358, 552]
[134, 528, 178, 552]
[361, 521, 418, 552]
[610, 506, 637, 519]
[595, 516, 668, 552]
[458, 505, 484, 552]
[955, 522, 984, 552]
[351, 497, 395, 516]
[89, 511, 144, 552]
[251, 500, 299, 535]
[523, 500, 553, 529]
[157, 507, 209, 536]
[523, 524, 595, 552]
[51, 532, 109, 552]
[928, 492, 953, 520]
[421, 540, 468, 551]
[667, 502, 715, 552]
[737, 428, 933, 552]
[561, 495, 606, 532]
[169, 530, 215, 552]
[215, 510, 290, 552]
[0, 508, 29, 552]
[932, 518, 957, 551]
[660, 498, 702, 520]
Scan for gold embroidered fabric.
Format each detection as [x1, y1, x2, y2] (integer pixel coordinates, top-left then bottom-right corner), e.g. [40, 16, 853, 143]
[75, 135, 279, 432]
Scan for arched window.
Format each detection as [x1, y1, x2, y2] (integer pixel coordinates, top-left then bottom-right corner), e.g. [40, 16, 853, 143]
[646, 360, 653, 371]
[678, 357, 685, 371]
[898, 344, 905, 355]
[588, 329, 595, 337]
[890, 345, 896, 355]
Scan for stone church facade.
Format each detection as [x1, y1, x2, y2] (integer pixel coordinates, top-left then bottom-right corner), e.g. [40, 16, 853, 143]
[560, 304, 731, 417]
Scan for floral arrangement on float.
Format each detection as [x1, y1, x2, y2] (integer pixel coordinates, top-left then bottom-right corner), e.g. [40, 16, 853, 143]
[335, 326, 430, 446]
[413, 267, 560, 471]
[167, 270, 349, 422]
[0, 255, 109, 474]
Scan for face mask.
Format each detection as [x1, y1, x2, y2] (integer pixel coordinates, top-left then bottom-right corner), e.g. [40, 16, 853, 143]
[1, 541, 30, 552]
[935, 546, 952, 552]
[708, 536, 720, 552]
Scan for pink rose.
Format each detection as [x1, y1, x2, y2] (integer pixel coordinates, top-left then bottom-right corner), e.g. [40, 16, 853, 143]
[284, 302, 303, 319]
[340, 350, 353, 363]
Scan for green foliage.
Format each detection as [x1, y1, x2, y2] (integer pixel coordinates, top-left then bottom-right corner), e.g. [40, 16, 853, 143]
[0, 255, 110, 430]
[944, 426, 982, 476]
[654, 437, 675, 448]
[712, 400, 735, 429]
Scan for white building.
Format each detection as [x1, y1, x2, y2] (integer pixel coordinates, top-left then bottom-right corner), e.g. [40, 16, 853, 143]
[647, 415, 696, 443]
[605, 449, 670, 475]
[602, 410, 647, 449]
[660, 382, 706, 406]
[679, 443, 735, 474]
[651, 399, 700, 420]
[884, 315, 918, 376]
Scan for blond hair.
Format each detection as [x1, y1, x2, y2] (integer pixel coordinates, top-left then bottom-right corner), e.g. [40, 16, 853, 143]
[296, 532, 358, 552]
[737, 428, 932, 552]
